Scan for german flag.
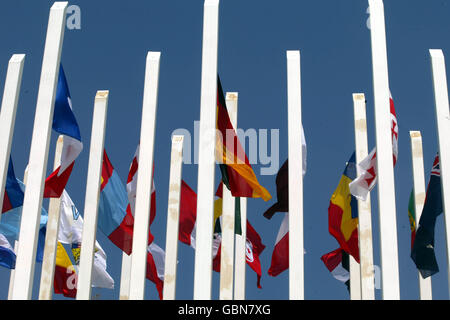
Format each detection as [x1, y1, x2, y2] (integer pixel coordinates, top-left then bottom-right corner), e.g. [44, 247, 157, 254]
[215, 76, 271, 201]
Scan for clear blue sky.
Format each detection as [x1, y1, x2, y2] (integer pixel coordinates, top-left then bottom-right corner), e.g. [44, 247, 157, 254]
[0, 0, 449, 300]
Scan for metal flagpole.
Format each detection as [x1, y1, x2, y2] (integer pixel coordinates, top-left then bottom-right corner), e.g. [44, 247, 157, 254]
[219, 92, 238, 300]
[39, 135, 64, 300]
[11, 2, 68, 300]
[0, 54, 25, 225]
[193, 0, 220, 300]
[163, 135, 184, 300]
[129, 52, 161, 300]
[429, 49, 450, 296]
[409, 131, 433, 300]
[286, 50, 304, 300]
[76, 90, 109, 300]
[368, 0, 400, 299]
[352, 93, 375, 300]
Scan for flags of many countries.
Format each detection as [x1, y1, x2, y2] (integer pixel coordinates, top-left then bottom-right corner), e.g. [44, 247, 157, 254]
[349, 93, 398, 201]
[44, 65, 83, 198]
[216, 76, 271, 201]
[328, 153, 359, 262]
[411, 153, 443, 278]
[321, 248, 350, 291]
[0, 233, 16, 269]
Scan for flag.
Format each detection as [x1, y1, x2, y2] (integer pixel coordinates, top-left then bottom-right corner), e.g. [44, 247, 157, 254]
[126, 144, 156, 244]
[58, 189, 114, 290]
[321, 248, 350, 291]
[216, 76, 271, 201]
[146, 242, 165, 300]
[2, 157, 24, 213]
[44, 64, 83, 198]
[328, 152, 359, 262]
[54, 241, 77, 298]
[0, 233, 16, 269]
[262, 126, 307, 219]
[97, 150, 134, 254]
[214, 182, 242, 235]
[408, 190, 417, 250]
[245, 221, 265, 288]
[179, 180, 197, 247]
[0, 179, 48, 262]
[349, 93, 398, 201]
[411, 153, 443, 278]
[268, 212, 289, 277]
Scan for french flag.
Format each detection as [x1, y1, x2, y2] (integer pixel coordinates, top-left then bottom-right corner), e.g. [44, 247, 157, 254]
[44, 64, 83, 198]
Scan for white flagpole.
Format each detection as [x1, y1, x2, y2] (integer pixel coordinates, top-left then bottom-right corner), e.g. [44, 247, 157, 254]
[286, 50, 304, 300]
[219, 92, 238, 300]
[193, 0, 220, 300]
[0, 54, 25, 225]
[38, 135, 64, 300]
[429, 49, 450, 296]
[368, 0, 400, 300]
[119, 253, 132, 300]
[129, 52, 161, 300]
[76, 90, 109, 300]
[163, 135, 184, 300]
[352, 93, 375, 300]
[234, 197, 247, 300]
[409, 131, 433, 300]
[11, 2, 67, 300]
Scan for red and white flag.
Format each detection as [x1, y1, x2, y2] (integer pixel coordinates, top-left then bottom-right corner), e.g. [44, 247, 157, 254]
[126, 144, 157, 243]
[268, 212, 289, 277]
[146, 242, 165, 300]
[349, 93, 398, 201]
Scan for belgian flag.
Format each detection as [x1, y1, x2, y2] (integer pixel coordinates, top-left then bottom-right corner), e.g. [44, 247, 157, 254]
[215, 76, 271, 202]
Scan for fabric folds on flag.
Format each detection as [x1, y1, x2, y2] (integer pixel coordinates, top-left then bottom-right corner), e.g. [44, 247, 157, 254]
[262, 126, 307, 219]
[146, 242, 165, 300]
[44, 64, 83, 198]
[2, 157, 24, 213]
[411, 153, 443, 278]
[216, 76, 271, 201]
[179, 180, 197, 247]
[54, 241, 77, 298]
[97, 150, 133, 254]
[0, 233, 16, 269]
[321, 248, 350, 291]
[268, 212, 289, 277]
[328, 152, 359, 263]
[58, 189, 114, 290]
[349, 93, 398, 201]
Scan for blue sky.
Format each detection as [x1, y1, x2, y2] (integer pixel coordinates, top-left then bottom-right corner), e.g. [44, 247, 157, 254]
[0, 0, 450, 300]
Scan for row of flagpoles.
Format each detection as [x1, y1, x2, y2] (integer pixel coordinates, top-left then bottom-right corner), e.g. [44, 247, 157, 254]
[1, 0, 450, 300]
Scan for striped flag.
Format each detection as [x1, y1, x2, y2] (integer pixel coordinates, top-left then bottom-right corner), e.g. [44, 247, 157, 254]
[0, 233, 16, 269]
[349, 93, 398, 201]
[44, 65, 83, 198]
[216, 76, 271, 201]
[146, 242, 165, 300]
